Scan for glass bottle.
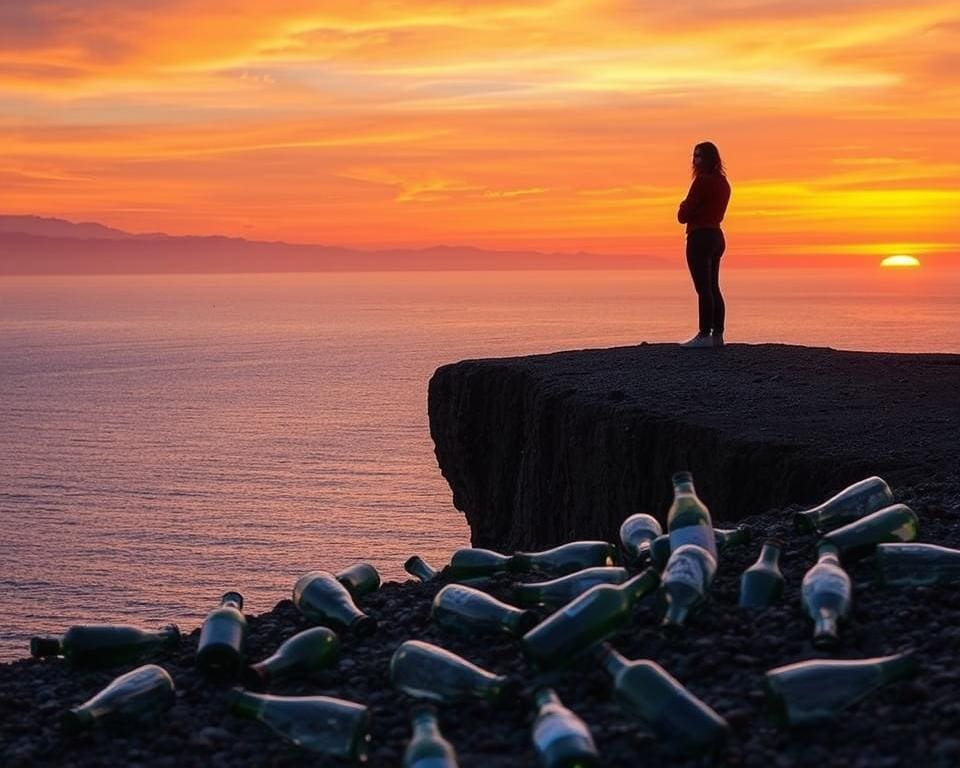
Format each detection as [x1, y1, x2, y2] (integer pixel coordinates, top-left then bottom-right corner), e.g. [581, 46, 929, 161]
[660, 545, 717, 628]
[514, 567, 629, 609]
[31, 623, 180, 666]
[818, 504, 918, 561]
[431, 584, 538, 636]
[62, 664, 175, 733]
[667, 472, 717, 558]
[403, 704, 459, 768]
[390, 640, 515, 703]
[511, 541, 617, 575]
[293, 571, 377, 635]
[739, 540, 785, 607]
[801, 543, 851, 648]
[447, 548, 514, 579]
[531, 688, 599, 768]
[619, 514, 662, 563]
[335, 562, 381, 599]
[649, 525, 748, 570]
[793, 476, 894, 533]
[876, 542, 960, 586]
[241, 626, 340, 692]
[197, 591, 247, 676]
[405, 555, 438, 582]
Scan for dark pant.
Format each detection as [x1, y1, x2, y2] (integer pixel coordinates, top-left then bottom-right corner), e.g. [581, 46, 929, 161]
[686, 228, 726, 335]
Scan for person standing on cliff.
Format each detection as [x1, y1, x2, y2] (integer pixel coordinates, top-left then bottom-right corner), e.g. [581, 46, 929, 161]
[677, 141, 731, 348]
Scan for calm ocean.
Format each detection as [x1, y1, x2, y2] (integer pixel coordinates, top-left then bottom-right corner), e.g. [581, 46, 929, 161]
[1, 267, 957, 661]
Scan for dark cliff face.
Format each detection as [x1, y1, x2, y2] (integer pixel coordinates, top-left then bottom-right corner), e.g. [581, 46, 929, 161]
[428, 343, 960, 550]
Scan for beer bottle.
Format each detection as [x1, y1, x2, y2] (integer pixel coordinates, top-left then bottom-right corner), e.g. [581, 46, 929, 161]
[335, 562, 381, 599]
[521, 569, 660, 672]
[390, 640, 516, 703]
[62, 664, 175, 733]
[293, 571, 377, 636]
[403, 704, 459, 768]
[650, 525, 749, 570]
[448, 548, 514, 579]
[793, 476, 894, 533]
[228, 688, 370, 759]
[514, 567, 629, 609]
[511, 541, 617, 575]
[667, 472, 717, 558]
[801, 543, 851, 648]
[597, 644, 729, 755]
[31, 623, 180, 666]
[241, 627, 339, 692]
[660, 545, 717, 628]
[765, 651, 918, 727]
[876, 542, 960, 586]
[531, 688, 599, 768]
[818, 504, 918, 561]
[619, 514, 662, 563]
[431, 584, 538, 636]
[738, 540, 785, 607]
[405, 555, 438, 582]
[197, 591, 247, 676]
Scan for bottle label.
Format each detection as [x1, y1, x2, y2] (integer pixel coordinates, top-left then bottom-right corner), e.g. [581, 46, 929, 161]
[533, 715, 592, 751]
[802, 569, 849, 600]
[670, 526, 715, 555]
[664, 555, 705, 591]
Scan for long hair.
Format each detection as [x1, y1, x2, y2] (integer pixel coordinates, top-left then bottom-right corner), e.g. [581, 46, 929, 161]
[692, 141, 725, 178]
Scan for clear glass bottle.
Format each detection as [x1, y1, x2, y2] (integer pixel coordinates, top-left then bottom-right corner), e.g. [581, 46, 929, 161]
[403, 705, 459, 768]
[335, 562, 381, 599]
[447, 548, 514, 579]
[513, 567, 629, 609]
[818, 503, 918, 561]
[390, 640, 515, 703]
[531, 688, 599, 768]
[405, 555, 438, 582]
[62, 664, 176, 733]
[293, 571, 377, 635]
[667, 472, 717, 558]
[431, 584, 538, 636]
[660, 545, 717, 628]
[793, 476, 894, 533]
[511, 541, 617, 575]
[876, 542, 960, 586]
[801, 543, 852, 648]
[619, 514, 663, 563]
[738, 540, 785, 607]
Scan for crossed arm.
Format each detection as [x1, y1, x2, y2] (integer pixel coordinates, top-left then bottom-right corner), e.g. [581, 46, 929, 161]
[677, 176, 705, 224]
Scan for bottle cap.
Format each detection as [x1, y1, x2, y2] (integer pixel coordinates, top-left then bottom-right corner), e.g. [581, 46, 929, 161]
[60, 707, 94, 734]
[221, 592, 244, 610]
[672, 471, 694, 484]
[30, 636, 62, 658]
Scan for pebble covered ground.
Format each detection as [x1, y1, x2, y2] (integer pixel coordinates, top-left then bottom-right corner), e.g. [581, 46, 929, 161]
[2, 479, 958, 768]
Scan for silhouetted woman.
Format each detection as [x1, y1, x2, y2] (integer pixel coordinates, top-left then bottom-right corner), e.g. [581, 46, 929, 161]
[677, 141, 731, 348]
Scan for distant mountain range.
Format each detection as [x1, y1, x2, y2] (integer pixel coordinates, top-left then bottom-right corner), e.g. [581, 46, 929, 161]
[0, 215, 664, 274]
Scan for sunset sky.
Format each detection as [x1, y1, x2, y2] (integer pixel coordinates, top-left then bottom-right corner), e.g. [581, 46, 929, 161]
[3, 0, 959, 261]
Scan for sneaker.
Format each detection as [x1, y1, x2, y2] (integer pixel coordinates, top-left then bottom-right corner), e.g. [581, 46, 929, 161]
[712, 332, 725, 348]
[680, 333, 714, 349]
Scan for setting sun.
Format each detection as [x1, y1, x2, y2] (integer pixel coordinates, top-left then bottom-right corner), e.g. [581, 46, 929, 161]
[881, 255, 921, 268]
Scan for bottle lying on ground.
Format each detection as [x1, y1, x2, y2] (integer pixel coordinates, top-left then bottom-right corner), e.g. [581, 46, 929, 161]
[511, 541, 618, 575]
[390, 640, 516, 703]
[521, 568, 660, 672]
[596, 644, 729, 755]
[739, 540, 785, 607]
[403, 704, 459, 768]
[293, 571, 377, 635]
[667, 471, 717, 558]
[660, 545, 717, 628]
[649, 525, 750, 570]
[793, 476, 894, 533]
[62, 664, 175, 733]
[431, 584, 538, 636]
[447, 548, 514, 579]
[531, 688, 599, 768]
[765, 650, 918, 728]
[801, 543, 851, 649]
[228, 688, 370, 759]
[197, 591, 247, 677]
[619, 514, 662, 563]
[876, 542, 960, 586]
[241, 627, 339, 692]
[818, 503, 918, 561]
[514, 567, 629, 609]
[335, 562, 381, 599]
[31, 623, 180, 666]
[405, 554, 438, 582]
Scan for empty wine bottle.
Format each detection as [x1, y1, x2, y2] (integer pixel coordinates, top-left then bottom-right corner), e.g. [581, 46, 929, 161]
[531, 688, 599, 768]
[293, 571, 377, 635]
[667, 472, 717, 558]
[514, 567, 629, 609]
[31, 623, 180, 666]
[241, 627, 340, 692]
[521, 569, 660, 672]
[739, 540, 785, 607]
[619, 514, 662, 563]
[228, 688, 370, 759]
[335, 562, 381, 599]
[405, 555, 438, 582]
[649, 534, 672, 570]
[197, 591, 247, 676]
[876, 542, 960, 586]
[62, 664, 175, 733]
[660, 545, 717, 628]
[801, 543, 851, 648]
[431, 584, 538, 636]
[649, 525, 749, 570]
[511, 541, 617, 575]
[819, 504, 918, 561]
[448, 548, 514, 579]
[765, 650, 918, 727]
[793, 476, 894, 533]
[390, 640, 515, 703]
[403, 704, 459, 768]
[597, 644, 729, 755]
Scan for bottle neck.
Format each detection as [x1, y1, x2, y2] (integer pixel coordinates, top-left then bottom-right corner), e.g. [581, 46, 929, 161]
[220, 591, 244, 610]
[534, 688, 561, 710]
[412, 712, 441, 738]
[817, 544, 841, 564]
[598, 644, 628, 678]
[759, 543, 782, 566]
[227, 688, 263, 719]
[673, 482, 696, 497]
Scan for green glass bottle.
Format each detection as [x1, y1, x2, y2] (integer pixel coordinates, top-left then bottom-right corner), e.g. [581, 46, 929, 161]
[597, 644, 729, 755]
[514, 567, 629, 609]
[197, 591, 247, 676]
[650, 525, 749, 570]
[801, 543, 851, 648]
[448, 548, 514, 579]
[31, 623, 180, 666]
[660, 545, 717, 628]
[738, 540, 785, 607]
[293, 571, 377, 636]
[619, 514, 663, 563]
[667, 472, 717, 558]
[403, 704, 460, 768]
[531, 688, 599, 768]
[228, 688, 370, 759]
[793, 476, 894, 533]
[335, 562, 381, 599]
[241, 627, 340, 692]
[521, 568, 660, 672]
[511, 541, 617, 575]
[765, 651, 918, 727]
[390, 640, 515, 703]
[62, 664, 175, 733]
[819, 503, 918, 561]
[876, 542, 960, 586]
[405, 555, 438, 582]
[431, 584, 538, 636]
